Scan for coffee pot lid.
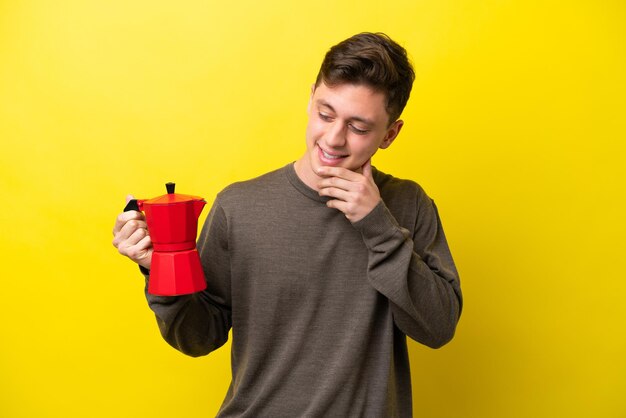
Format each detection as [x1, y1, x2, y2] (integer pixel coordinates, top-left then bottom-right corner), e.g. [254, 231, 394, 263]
[142, 182, 204, 205]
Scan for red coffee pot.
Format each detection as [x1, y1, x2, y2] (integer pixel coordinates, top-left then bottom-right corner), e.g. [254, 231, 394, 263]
[134, 182, 207, 296]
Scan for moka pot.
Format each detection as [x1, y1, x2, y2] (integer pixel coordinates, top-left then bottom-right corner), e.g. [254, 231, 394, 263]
[134, 182, 207, 296]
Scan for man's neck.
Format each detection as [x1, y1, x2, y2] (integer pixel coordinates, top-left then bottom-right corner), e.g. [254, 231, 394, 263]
[293, 157, 320, 192]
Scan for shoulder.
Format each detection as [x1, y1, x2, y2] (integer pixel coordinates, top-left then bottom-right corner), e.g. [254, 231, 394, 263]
[372, 167, 437, 232]
[215, 164, 290, 208]
[373, 167, 431, 205]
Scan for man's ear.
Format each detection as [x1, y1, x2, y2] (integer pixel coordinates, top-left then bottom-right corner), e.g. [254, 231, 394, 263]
[380, 120, 404, 149]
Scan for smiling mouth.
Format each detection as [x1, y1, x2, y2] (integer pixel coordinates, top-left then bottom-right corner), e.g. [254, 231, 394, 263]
[320, 147, 348, 160]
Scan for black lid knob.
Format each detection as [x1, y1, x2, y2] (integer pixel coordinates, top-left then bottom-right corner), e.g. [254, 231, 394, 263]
[166, 182, 175, 194]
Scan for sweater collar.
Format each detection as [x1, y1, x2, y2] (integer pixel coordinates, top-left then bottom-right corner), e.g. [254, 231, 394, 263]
[284, 162, 381, 203]
[284, 162, 329, 202]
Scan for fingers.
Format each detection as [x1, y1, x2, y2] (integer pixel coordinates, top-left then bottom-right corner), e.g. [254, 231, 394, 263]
[112, 217, 148, 249]
[113, 210, 145, 236]
[325, 198, 355, 220]
[361, 159, 373, 179]
[318, 170, 370, 198]
[316, 163, 380, 223]
[325, 195, 377, 223]
[318, 175, 354, 192]
[123, 234, 153, 264]
[112, 214, 153, 268]
[319, 186, 351, 202]
[112, 195, 153, 269]
[125, 222, 150, 246]
[316, 166, 360, 181]
[117, 228, 150, 254]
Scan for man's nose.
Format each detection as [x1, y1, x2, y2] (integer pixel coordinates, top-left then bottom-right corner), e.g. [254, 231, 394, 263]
[325, 123, 346, 147]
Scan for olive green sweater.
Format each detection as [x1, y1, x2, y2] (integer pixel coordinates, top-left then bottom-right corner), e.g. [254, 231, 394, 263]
[146, 163, 462, 417]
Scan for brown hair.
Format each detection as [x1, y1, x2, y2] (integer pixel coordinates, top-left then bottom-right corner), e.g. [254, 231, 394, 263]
[315, 32, 415, 124]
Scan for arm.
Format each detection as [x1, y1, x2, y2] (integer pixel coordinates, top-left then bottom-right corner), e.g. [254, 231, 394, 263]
[353, 198, 462, 348]
[144, 200, 233, 357]
[317, 163, 462, 348]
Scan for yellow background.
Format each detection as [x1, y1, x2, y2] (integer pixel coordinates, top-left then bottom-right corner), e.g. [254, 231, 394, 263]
[1, 1, 624, 417]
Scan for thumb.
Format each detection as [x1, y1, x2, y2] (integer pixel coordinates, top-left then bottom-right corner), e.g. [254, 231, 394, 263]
[361, 159, 373, 179]
[123, 194, 139, 212]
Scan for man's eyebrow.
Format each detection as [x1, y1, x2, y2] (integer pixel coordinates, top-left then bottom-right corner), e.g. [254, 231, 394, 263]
[316, 100, 374, 126]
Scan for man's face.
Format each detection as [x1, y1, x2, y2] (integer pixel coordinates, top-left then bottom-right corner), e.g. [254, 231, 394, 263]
[297, 82, 403, 189]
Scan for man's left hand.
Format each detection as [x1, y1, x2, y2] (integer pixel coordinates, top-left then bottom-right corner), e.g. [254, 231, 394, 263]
[317, 159, 381, 223]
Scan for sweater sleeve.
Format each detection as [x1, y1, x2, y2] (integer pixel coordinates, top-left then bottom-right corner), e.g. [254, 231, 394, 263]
[352, 197, 462, 349]
[144, 199, 232, 357]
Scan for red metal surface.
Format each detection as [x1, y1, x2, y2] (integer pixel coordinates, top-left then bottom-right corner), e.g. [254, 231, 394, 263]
[138, 184, 207, 296]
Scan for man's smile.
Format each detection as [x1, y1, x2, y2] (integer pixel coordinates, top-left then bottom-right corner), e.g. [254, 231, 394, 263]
[318, 145, 348, 163]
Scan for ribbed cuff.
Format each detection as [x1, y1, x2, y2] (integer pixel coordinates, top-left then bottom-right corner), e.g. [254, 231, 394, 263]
[352, 201, 406, 250]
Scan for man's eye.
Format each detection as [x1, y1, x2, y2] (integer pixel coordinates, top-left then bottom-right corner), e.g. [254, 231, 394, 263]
[319, 113, 333, 122]
[349, 125, 369, 135]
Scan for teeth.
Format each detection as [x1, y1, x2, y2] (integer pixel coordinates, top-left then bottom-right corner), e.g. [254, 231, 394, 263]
[322, 149, 343, 159]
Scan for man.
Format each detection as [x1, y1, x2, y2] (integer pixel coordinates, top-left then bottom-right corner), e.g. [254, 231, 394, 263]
[113, 32, 462, 417]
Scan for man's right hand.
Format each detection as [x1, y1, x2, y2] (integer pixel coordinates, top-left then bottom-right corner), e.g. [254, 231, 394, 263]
[112, 194, 153, 270]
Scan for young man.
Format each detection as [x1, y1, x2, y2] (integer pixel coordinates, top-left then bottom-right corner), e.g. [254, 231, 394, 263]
[113, 32, 462, 417]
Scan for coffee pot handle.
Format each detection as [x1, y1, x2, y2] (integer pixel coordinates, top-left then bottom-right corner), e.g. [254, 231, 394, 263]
[123, 199, 140, 212]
